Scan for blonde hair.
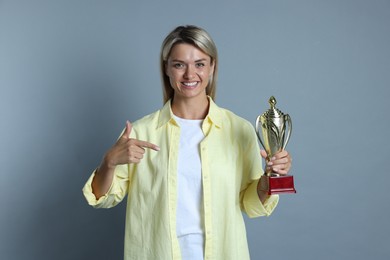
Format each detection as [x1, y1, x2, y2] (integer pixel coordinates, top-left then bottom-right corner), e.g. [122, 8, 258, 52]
[160, 25, 219, 103]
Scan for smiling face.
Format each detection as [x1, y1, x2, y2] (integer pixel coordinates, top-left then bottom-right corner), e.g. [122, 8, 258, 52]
[165, 43, 215, 102]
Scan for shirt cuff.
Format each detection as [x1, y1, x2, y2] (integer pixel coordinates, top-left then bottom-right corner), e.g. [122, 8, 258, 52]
[243, 179, 279, 218]
[82, 169, 115, 208]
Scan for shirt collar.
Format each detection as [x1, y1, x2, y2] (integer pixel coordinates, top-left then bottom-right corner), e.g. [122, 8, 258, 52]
[205, 96, 222, 128]
[157, 96, 222, 129]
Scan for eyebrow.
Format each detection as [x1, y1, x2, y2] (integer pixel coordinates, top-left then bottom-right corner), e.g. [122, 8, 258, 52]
[171, 58, 208, 63]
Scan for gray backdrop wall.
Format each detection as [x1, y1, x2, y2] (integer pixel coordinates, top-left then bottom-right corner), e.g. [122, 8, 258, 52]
[1, 0, 389, 259]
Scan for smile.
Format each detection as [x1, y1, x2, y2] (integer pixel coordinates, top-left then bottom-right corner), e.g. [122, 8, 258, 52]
[182, 81, 198, 88]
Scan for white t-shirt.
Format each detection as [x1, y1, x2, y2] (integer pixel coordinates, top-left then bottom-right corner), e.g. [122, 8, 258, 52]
[174, 115, 205, 260]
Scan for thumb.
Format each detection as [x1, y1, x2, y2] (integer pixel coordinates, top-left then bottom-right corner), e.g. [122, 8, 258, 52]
[121, 120, 132, 139]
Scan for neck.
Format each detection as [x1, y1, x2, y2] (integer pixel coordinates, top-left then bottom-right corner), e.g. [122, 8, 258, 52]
[171, 95, 209, 120]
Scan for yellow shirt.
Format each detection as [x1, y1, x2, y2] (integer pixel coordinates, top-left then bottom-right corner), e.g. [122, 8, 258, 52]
[83, 98, 279, 260]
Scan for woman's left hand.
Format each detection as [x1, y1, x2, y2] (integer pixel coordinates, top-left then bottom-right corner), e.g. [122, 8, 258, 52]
[260, 150, 292, 175]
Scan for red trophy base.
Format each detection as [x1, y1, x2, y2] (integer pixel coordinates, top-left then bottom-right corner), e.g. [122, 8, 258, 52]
[267, 175, 297, 195]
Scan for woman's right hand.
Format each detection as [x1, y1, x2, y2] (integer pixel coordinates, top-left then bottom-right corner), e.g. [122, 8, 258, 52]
[92, 121, 160, 199]
[103, 121, 160, 168]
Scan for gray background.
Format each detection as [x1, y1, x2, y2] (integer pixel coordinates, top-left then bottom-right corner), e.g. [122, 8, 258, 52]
[1, 0, 389, 259]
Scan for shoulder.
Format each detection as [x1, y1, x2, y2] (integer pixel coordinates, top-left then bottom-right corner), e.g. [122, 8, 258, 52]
[128, 109, 162, 139]
[216, 105, 260, 151]
[218, 106, 254, 132]
[133, 110, 160, 127]
[216, 105, 259, 146]
[132, 110, 160, 127]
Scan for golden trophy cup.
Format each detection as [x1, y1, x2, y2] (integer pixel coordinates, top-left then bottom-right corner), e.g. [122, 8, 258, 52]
[255, 96, 296, 195]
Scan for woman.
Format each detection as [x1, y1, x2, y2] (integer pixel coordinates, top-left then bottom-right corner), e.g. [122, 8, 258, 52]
[83, 25, 292, 260]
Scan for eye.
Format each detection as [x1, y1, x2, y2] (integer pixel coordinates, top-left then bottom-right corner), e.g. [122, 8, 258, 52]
[195, 62, 205, 68]
[173, 63, 184, 69]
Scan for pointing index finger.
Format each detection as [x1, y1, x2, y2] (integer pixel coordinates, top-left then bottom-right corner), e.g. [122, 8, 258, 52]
[136, 140, 160, 151]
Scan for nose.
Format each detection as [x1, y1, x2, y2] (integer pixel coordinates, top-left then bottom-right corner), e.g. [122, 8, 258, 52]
[184, 65, 195, 79]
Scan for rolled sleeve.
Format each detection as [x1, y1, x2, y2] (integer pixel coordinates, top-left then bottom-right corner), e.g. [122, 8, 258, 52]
[82, 164, 130, 209]
[242, 179, 279, 218]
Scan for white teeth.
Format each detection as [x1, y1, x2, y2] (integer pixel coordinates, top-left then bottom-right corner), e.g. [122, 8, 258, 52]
[183, 82, 197, 87]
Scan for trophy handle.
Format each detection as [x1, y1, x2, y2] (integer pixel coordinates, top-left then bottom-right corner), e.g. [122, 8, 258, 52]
[255, 115, 266, 150]
[282, 114, 292, 150]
